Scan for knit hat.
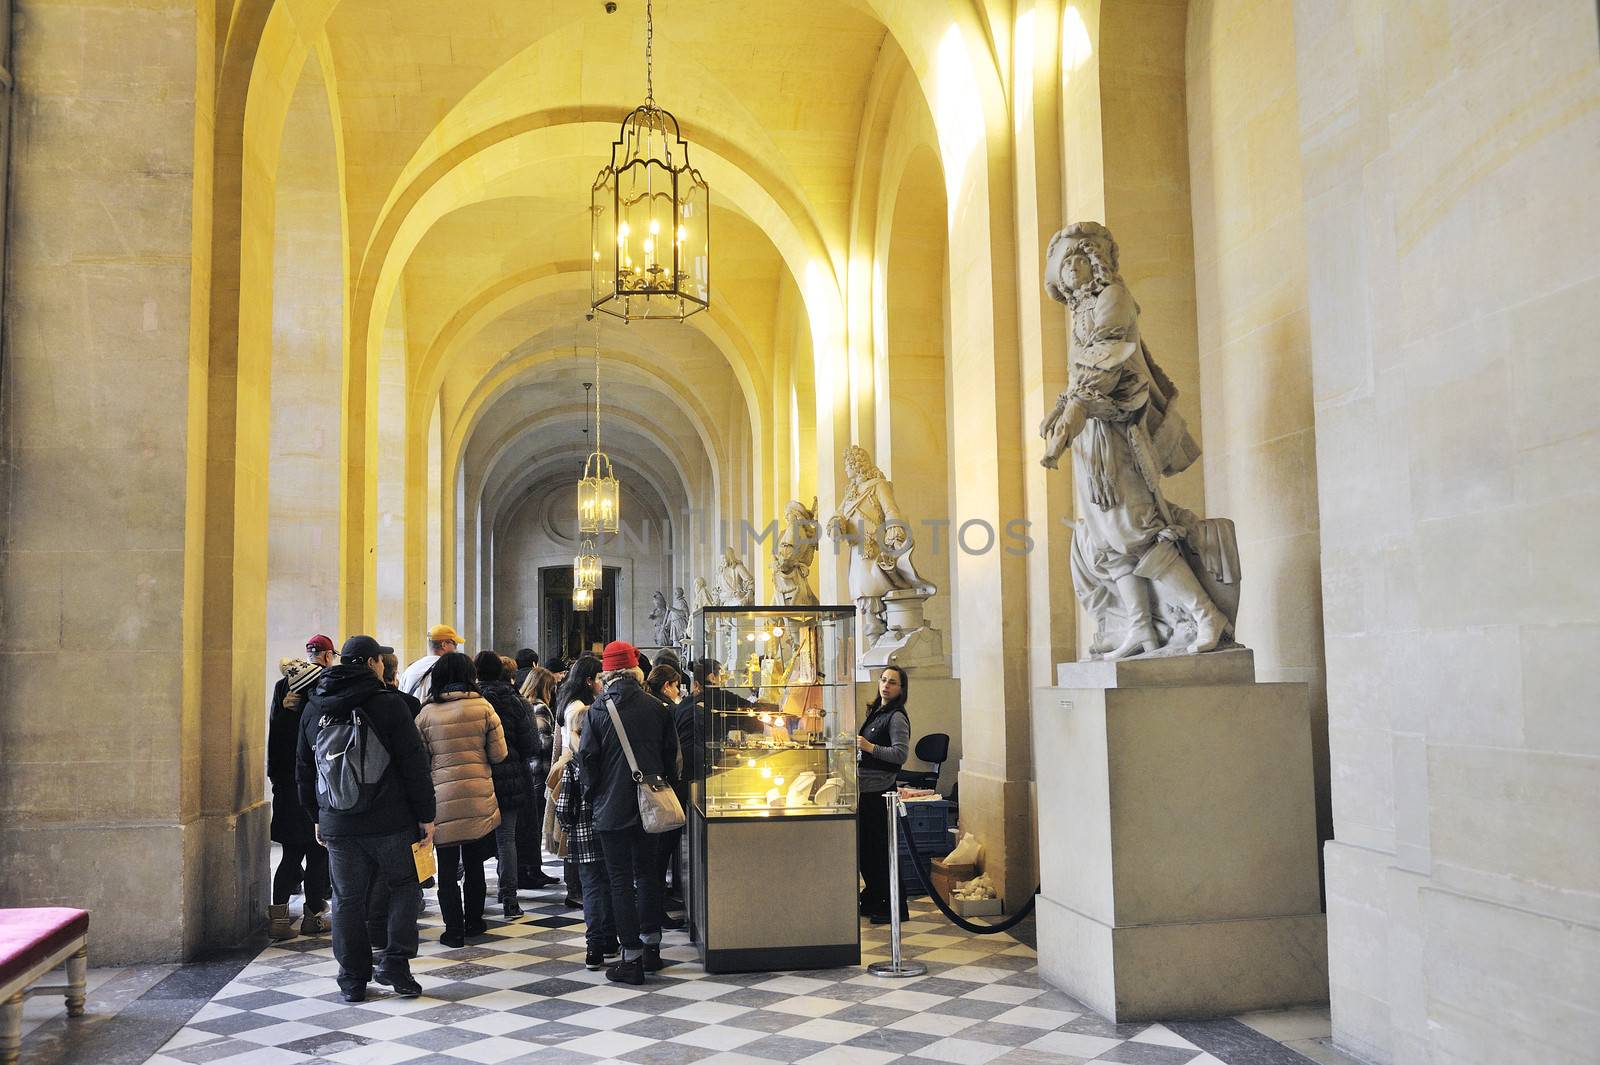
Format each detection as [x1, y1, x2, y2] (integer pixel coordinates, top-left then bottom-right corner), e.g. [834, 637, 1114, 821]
[601, 640, 638, 671]
[281, 658, 324, 694]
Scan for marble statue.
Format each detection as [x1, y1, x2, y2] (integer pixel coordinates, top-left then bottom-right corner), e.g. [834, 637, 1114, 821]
[715, 547, 755, 606]
[772, 497, 820, 606]
[827, 444, 944, 669]
[648, 589, 671, 648]
[690, 576, 714, 613]
[1040, 221, 1241, 658]
[666, 587, 691, 648]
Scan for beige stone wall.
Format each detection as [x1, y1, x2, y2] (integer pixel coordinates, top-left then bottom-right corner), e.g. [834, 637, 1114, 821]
[1296, 2, 1600, 1061]
[1185, 0, 1328, 845]
[265, 56, 343, 684]
[0, 0, 220, 962]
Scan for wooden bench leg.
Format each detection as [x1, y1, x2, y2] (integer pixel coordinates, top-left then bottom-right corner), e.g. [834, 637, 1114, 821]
[1, 989, 22, 1065]
[66, 944, 88, 1017]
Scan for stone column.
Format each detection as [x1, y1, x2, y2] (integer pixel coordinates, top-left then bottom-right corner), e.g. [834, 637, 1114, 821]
[0, 1, 244, 963]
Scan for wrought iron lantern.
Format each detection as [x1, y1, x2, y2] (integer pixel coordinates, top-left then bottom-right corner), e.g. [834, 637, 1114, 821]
[576, 360, 620, 534]
[573, 585, 594, 612]
[591, 0, 709, 321]
[574, 539, 603, 591]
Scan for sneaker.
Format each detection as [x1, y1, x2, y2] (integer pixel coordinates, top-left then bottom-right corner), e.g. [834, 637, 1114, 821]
[561, 895, 583, 909]
[584, 947, 606, 971]
[440, 930, 465, 949]
[375, 970, 423, 998]
[642, 945, 669, 972]
[603, 939, 622, 959]
[605, 957, 645, 985]
[660, 913, 685, 931]
[298, 910, 327, 936]
[339, 984, 367, 1003]
[501, 898, 524, 920]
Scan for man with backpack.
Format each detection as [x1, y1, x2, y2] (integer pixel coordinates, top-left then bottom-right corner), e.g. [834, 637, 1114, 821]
[297, 635, 436, 1002]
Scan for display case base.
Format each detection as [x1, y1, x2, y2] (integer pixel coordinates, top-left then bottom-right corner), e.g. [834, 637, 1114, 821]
[691, 808, 860, 975]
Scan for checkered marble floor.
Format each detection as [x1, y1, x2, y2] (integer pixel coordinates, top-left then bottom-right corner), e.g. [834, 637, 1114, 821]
[139, 865, 1274, 1065]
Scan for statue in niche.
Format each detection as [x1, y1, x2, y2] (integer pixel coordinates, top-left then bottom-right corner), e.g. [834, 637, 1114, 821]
[666, 587, 691, 649]
[772, 497, 821, 607]
[715, 547, 755, 606]
[1039, 221, 1241, 658]
[691, 576, 715, 613]
[828, 445, 943, 669]
[648, 590, 672, 648]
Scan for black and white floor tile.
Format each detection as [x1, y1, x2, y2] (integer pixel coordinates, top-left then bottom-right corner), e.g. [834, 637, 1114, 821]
[138, 863, 1315, 1065]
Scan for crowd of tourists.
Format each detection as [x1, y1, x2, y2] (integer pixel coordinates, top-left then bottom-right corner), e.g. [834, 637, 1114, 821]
[266, 625, 915, 1000]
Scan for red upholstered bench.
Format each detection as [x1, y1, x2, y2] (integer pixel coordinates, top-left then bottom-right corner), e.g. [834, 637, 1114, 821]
[0, 909, 89, 1065]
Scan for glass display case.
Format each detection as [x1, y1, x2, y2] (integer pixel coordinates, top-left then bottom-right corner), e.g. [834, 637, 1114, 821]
[688, 605, 860, 972]
[692, 605, 858, 817]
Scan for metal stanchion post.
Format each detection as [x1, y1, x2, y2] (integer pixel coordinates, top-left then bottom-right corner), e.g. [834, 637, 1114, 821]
[869, 791, 927, 978]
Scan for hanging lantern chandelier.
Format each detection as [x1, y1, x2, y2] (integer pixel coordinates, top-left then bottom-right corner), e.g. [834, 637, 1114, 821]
[576, 329, 620, 534]
[573, 585, 594, 612]
[591, 0, 710, 321]
[573, 538, 602, 591]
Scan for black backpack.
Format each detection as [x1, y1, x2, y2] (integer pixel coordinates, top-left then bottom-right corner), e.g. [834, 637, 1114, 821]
[313, 706, 392, 814]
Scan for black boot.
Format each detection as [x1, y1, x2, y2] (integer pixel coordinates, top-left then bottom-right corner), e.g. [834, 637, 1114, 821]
[501, 896, 524, 920]
[606, 957, 645, 985]
[642, 945, 668, 972]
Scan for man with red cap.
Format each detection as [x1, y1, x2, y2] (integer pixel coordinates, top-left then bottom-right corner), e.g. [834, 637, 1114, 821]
[578, 640, 681, 983]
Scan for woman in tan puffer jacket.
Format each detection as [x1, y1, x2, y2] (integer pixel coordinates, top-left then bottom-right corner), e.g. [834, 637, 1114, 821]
[416, 652, 508, 945]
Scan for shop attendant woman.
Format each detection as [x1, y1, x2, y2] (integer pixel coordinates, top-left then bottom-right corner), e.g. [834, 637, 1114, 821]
[857, 665, 911, 924]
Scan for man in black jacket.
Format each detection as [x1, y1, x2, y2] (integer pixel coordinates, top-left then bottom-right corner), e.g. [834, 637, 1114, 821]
[580, 641, 680, 984]
[298, 635, 436, 1002]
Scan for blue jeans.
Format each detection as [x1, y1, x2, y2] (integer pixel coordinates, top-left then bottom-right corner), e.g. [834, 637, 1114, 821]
[578, 859, 616, 950]
[597, 826, 661, 958]
[494, 807, 519, 899]
[325, 830, 421, 990]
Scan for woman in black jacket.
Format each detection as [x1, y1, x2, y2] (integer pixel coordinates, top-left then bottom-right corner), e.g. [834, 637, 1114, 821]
[517, 665, 560, 888]
[267, 657, 328, 939]
[475, 651, 539, 919]
[857, 665, 912, 924]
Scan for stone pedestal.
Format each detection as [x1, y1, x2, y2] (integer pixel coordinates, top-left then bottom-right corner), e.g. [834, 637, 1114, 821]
[861, 589, 945, 671]
[1033, 650, 1327, 1021]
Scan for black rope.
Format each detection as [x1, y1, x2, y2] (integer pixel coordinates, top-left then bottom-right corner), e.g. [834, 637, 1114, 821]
[894, 804, 1039, 935]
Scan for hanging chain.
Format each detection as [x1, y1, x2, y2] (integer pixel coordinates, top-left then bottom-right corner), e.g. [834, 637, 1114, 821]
[593, 316, 603, 458]
[644, 0, 655, 107]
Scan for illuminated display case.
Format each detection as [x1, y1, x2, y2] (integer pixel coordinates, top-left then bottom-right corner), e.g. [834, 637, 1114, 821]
[694, 605, 858, 817]
[688, 605, 860, 972]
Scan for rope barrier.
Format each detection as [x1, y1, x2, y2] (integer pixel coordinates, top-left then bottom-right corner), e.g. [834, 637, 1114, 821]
[894, 802, 1040, 935]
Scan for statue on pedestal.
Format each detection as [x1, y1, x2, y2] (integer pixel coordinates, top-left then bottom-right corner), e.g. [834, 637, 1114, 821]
[648, 590, 672, 648]
[691, 576, 714, 613]
[772, 497, 820, 607]
[827, 444, 944, 670]
[716, 548, 755, 606]
[1040, 221, 1241, 658]
[666, 587, 691, 649]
